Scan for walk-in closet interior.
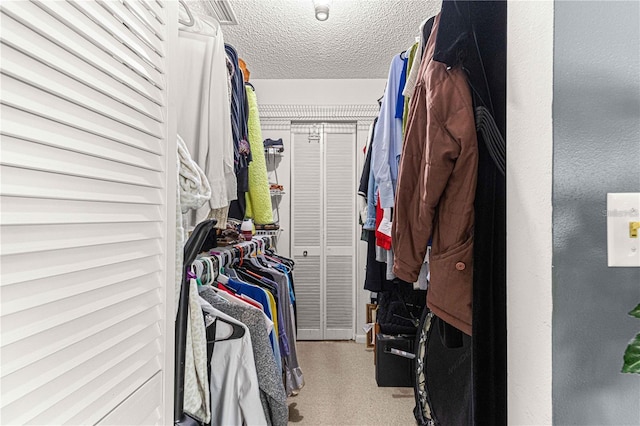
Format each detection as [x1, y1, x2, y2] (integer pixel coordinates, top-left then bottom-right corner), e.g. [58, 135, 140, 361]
[0, 0, 505, 424]
[2, 0, 638, 425]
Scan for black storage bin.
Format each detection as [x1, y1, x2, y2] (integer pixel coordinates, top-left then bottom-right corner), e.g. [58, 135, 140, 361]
[375, 333, 415, 387]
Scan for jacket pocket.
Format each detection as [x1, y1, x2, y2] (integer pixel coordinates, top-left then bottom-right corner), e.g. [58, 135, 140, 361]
[428, 235, 473, 335]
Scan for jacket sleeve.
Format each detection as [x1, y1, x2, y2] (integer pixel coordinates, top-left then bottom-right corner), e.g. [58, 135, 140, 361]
[371, 102, 395, 208]
[392, 78, 462, 282]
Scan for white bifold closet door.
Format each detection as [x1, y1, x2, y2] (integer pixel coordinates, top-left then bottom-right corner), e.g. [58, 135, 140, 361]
[291, 123, 357, 340]
[0, 1, 175, 425]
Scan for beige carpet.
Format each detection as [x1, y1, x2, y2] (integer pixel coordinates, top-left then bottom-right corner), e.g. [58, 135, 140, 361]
[288, 341, 416, 426]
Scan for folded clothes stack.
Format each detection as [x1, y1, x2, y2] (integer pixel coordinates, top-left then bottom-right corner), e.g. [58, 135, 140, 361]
[255, 223, 280, 231]
[269, 184, 284, 191]
[263, 138, 284, 152]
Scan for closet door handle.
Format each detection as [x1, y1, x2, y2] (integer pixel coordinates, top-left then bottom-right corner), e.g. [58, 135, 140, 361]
[303, 250, 308, 257]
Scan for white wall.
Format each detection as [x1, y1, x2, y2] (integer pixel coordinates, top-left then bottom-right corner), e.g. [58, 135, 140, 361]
[253, 79, 385, 342]
[507, 1, 554, 425]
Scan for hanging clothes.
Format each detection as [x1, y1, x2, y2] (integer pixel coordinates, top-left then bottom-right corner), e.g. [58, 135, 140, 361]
[222, 275, 281, 369]
[183, 279, 211, 424]
[177, 135, 212, 215]
[392, 13, 478, 337]
[176, 136, 212, 313]
[246, 264, 304, 395]
[222, 250, 304, 396]
[403, 16, 436, 101]
[198, 298, 268, 426]
[226, 44, 253, 222]
[402, 42, 419, 131]
[244, 85, 274, 224]
[177, 17, 236, 225]
[360, 118, 380, 233]
[200, 288, 288, 426]
[371, 54, 407, 209]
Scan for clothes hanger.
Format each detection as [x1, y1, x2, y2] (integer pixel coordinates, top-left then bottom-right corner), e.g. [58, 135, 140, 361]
[256, 240, 272, 266]
[236, 245, 245, 267]
[210, 317, 245, 341]
[191, 259, 204, 282]
[210, 250, 232, 282]
[464, 2, 505, 176]
[202, 257, 217, 286]
[177, 0, 194, 27]
[200, 295, 246, 342]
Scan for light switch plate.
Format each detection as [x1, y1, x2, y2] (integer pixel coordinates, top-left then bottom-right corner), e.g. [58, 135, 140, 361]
[607, 193, 640, 267]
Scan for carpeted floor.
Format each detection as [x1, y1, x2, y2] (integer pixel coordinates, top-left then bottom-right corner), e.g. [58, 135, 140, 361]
[288, 341, 416, 426]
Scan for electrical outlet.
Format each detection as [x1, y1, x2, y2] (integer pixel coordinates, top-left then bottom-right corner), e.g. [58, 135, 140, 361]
[607, 193, 640, 267]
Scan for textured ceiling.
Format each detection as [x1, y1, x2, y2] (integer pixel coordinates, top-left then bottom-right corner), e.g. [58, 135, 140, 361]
[187, 0, 442, 79]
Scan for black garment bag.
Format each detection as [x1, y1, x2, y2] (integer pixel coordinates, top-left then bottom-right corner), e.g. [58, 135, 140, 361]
[433, 2, 507, 424]
[175, 219, 216, 426]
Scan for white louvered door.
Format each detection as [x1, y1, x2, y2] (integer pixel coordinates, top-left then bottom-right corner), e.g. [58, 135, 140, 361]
[291, 124, 323, 340]
[291, 123, 356, 341]
[0, 1, 176, 425]
[323, 125, 356, 340]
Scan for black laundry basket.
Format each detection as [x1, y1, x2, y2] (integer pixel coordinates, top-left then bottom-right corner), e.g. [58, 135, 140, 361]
[175, 220, 217, 426]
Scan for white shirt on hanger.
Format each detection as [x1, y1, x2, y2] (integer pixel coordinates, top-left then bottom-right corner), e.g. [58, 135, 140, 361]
[199, 297, 268, 426]
[178, 18, 237, 225]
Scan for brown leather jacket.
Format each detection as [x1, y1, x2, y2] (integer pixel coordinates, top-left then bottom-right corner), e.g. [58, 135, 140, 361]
[392, 14, 478, 336]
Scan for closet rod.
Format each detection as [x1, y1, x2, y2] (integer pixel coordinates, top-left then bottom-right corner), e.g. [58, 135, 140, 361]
[209, 236, 275, 259]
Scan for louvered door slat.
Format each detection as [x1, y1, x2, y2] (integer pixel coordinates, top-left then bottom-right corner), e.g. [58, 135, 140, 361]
[292, 256, 322, 333]
[292, 126, 322, 248]
[141, 0, 166, 25]
[123, 0, 165, 42]
[326, 256, 354, 330]
[3, 319, 161, 410]
[99, 373, 163, 426]
[1, 1, 164, 106]
[325, 130, 356, 248]
[1, 45, 163, 137]
[1, 222, 163, 256]
[0, 0, 173, 423]
[3, 291, 162, 377]
[96, 0, 165, 57]
[0, 15, 164, 122]
[1, 136, 163, 188]
[1, 106, 163, 171]
[0, 165, 163, 204]
[2, 78, 161, 154]
[0, 197, 162, 226]
[1, 258, 161, 317]
[70, 357, 162, 426]
[68, 1, 164, 66]
[32, 0, 165, 88]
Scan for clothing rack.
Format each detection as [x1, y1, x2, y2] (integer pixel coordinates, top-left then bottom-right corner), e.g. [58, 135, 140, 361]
[177, 222, 298, 425]
[176, 222, 276, 425]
